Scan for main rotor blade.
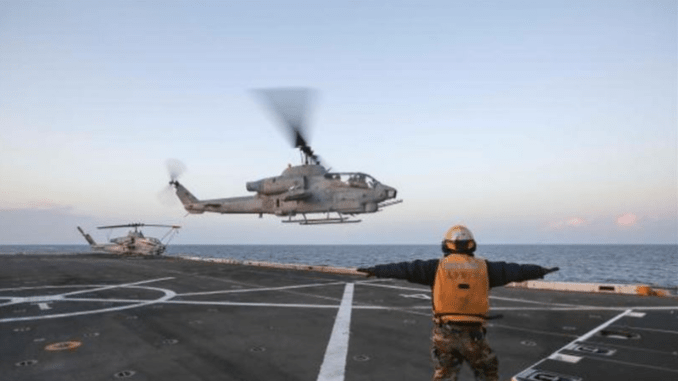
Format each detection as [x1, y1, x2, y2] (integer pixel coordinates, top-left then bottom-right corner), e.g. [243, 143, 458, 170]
[254, 88, 320, 163]
[97, 223, 144, 229]
[98, 223, 180, 230]
[255, 87, 313, 134]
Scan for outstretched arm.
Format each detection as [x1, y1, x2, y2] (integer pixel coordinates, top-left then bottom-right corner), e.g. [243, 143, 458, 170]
[486, 261, 559, 288]
[357, 259, 440, 286]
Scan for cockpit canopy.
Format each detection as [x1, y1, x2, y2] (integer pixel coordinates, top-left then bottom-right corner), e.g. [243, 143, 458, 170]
[324, 172, 380, 189]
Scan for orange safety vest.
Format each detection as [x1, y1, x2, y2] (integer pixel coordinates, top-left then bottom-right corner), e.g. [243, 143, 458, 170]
[432, 254, 489, 324]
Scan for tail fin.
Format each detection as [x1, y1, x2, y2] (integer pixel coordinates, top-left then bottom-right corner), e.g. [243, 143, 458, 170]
[77, 226, 97, 246]
[171, 181, 204, 214]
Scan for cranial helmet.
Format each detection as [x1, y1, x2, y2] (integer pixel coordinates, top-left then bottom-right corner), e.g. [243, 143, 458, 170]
[442, 225, 476, 255]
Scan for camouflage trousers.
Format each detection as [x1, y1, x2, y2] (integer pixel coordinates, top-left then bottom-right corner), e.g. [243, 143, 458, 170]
[431, 323, 499, 381]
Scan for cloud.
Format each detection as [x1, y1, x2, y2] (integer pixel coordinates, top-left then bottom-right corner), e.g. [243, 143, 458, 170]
[566, 217, 586, 227]
[616, 213, 638, 227]
[547, 217, 588, 230]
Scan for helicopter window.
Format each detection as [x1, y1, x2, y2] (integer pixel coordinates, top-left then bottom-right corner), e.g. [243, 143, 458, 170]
[325, 173, 346, 186]
[348, 174, 368, 189]
[327, 173, 378, 189]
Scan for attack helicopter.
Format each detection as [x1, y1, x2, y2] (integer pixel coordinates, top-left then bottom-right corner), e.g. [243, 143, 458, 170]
[167, 88, 401, 225]
[77, 223, 181, 255]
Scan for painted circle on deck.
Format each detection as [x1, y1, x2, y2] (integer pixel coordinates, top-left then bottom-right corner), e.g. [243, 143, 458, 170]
[0, 283, 176, 323]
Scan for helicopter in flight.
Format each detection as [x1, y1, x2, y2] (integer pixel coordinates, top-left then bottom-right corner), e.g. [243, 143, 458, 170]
[77, 223, 181, 255]
[167, 88, 401, 225]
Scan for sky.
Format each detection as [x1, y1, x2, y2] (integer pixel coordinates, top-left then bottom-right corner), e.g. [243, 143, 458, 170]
[1, 0, 676, 245]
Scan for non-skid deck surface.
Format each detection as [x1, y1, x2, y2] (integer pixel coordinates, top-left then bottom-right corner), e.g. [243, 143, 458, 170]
[1, 254, 675, 381]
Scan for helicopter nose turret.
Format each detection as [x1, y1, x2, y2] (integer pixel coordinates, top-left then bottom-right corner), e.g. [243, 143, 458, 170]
[374, 183, 402, 210]
[385, 187, 397, 199]
[376, 184, 397, 200]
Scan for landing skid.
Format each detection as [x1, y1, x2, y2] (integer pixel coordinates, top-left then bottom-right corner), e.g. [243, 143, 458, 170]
[281, 213, 361, 225]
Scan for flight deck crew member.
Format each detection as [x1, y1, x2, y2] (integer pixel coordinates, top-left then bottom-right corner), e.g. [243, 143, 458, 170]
[357, 225, 559, 381]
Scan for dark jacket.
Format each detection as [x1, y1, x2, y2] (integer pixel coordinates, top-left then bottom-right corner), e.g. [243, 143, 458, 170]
[366, 256, 549, 288]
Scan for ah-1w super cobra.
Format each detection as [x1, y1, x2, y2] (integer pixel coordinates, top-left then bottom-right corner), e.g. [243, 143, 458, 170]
[77, 223, 181, 255]
[167, 89, 401, 225]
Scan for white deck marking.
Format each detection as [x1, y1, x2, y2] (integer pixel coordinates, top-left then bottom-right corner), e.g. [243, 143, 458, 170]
[400, 293, 431, 300]
[165, 300, 341, 308]
[58, 277, 174, 297]
[361, 282, 678, 312]
[627, 326, 678, 335]
[50, 301, 649, 312]
[61, 297, 154, 303]
[37, 303, 51, 310]
[0, 284, 176, 323]
[178, 281, 346, 296]
[317, 283, 354, 381]
[489, 295, 583, 307]
[549, 353, 582, 363]
[491, 306, 627, 311]
[0, 300, 22, 308]
[577, 309, 634, 341]
[579, 355, 678, 374]
[490, 323, 579, 338]
[627, 311, 646, 317]
[0, 284, 93, 292]
[354, 279, 392, 284]
[515, 309, 634, 374]
[360, 282, 429, 292]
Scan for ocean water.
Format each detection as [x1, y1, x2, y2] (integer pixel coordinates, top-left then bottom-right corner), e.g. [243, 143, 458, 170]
[1, 244, 676, 289]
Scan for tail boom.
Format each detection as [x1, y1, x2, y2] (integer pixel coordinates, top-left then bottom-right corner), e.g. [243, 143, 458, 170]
[172, 181, 263, 214]
[77, 226, 97, 246]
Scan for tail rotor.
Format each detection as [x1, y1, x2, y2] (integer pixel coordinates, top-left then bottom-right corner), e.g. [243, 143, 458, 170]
[166, 158, 186, 186]
[159, 159, 186, 206]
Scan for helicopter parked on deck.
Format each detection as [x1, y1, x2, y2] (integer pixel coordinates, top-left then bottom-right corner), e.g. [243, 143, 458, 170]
[77, 223, 181, 255]
[166, 88, 401, 225]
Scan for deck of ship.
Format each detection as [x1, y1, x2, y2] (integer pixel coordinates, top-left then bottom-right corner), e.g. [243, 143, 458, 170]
[1, 253, 676, 381]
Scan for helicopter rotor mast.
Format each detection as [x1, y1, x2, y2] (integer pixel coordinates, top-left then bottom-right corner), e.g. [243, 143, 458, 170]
[255, 88, 321, 166]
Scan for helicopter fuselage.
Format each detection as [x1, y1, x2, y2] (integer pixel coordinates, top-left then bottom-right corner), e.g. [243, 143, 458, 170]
[77, 224, 181, 255]
[167, 88, 402, 224]
[172, 164, 398, 221]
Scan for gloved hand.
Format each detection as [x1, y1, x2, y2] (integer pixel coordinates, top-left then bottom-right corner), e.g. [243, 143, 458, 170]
[356, 267, 376, 277]
[543, 267, 559, 276]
